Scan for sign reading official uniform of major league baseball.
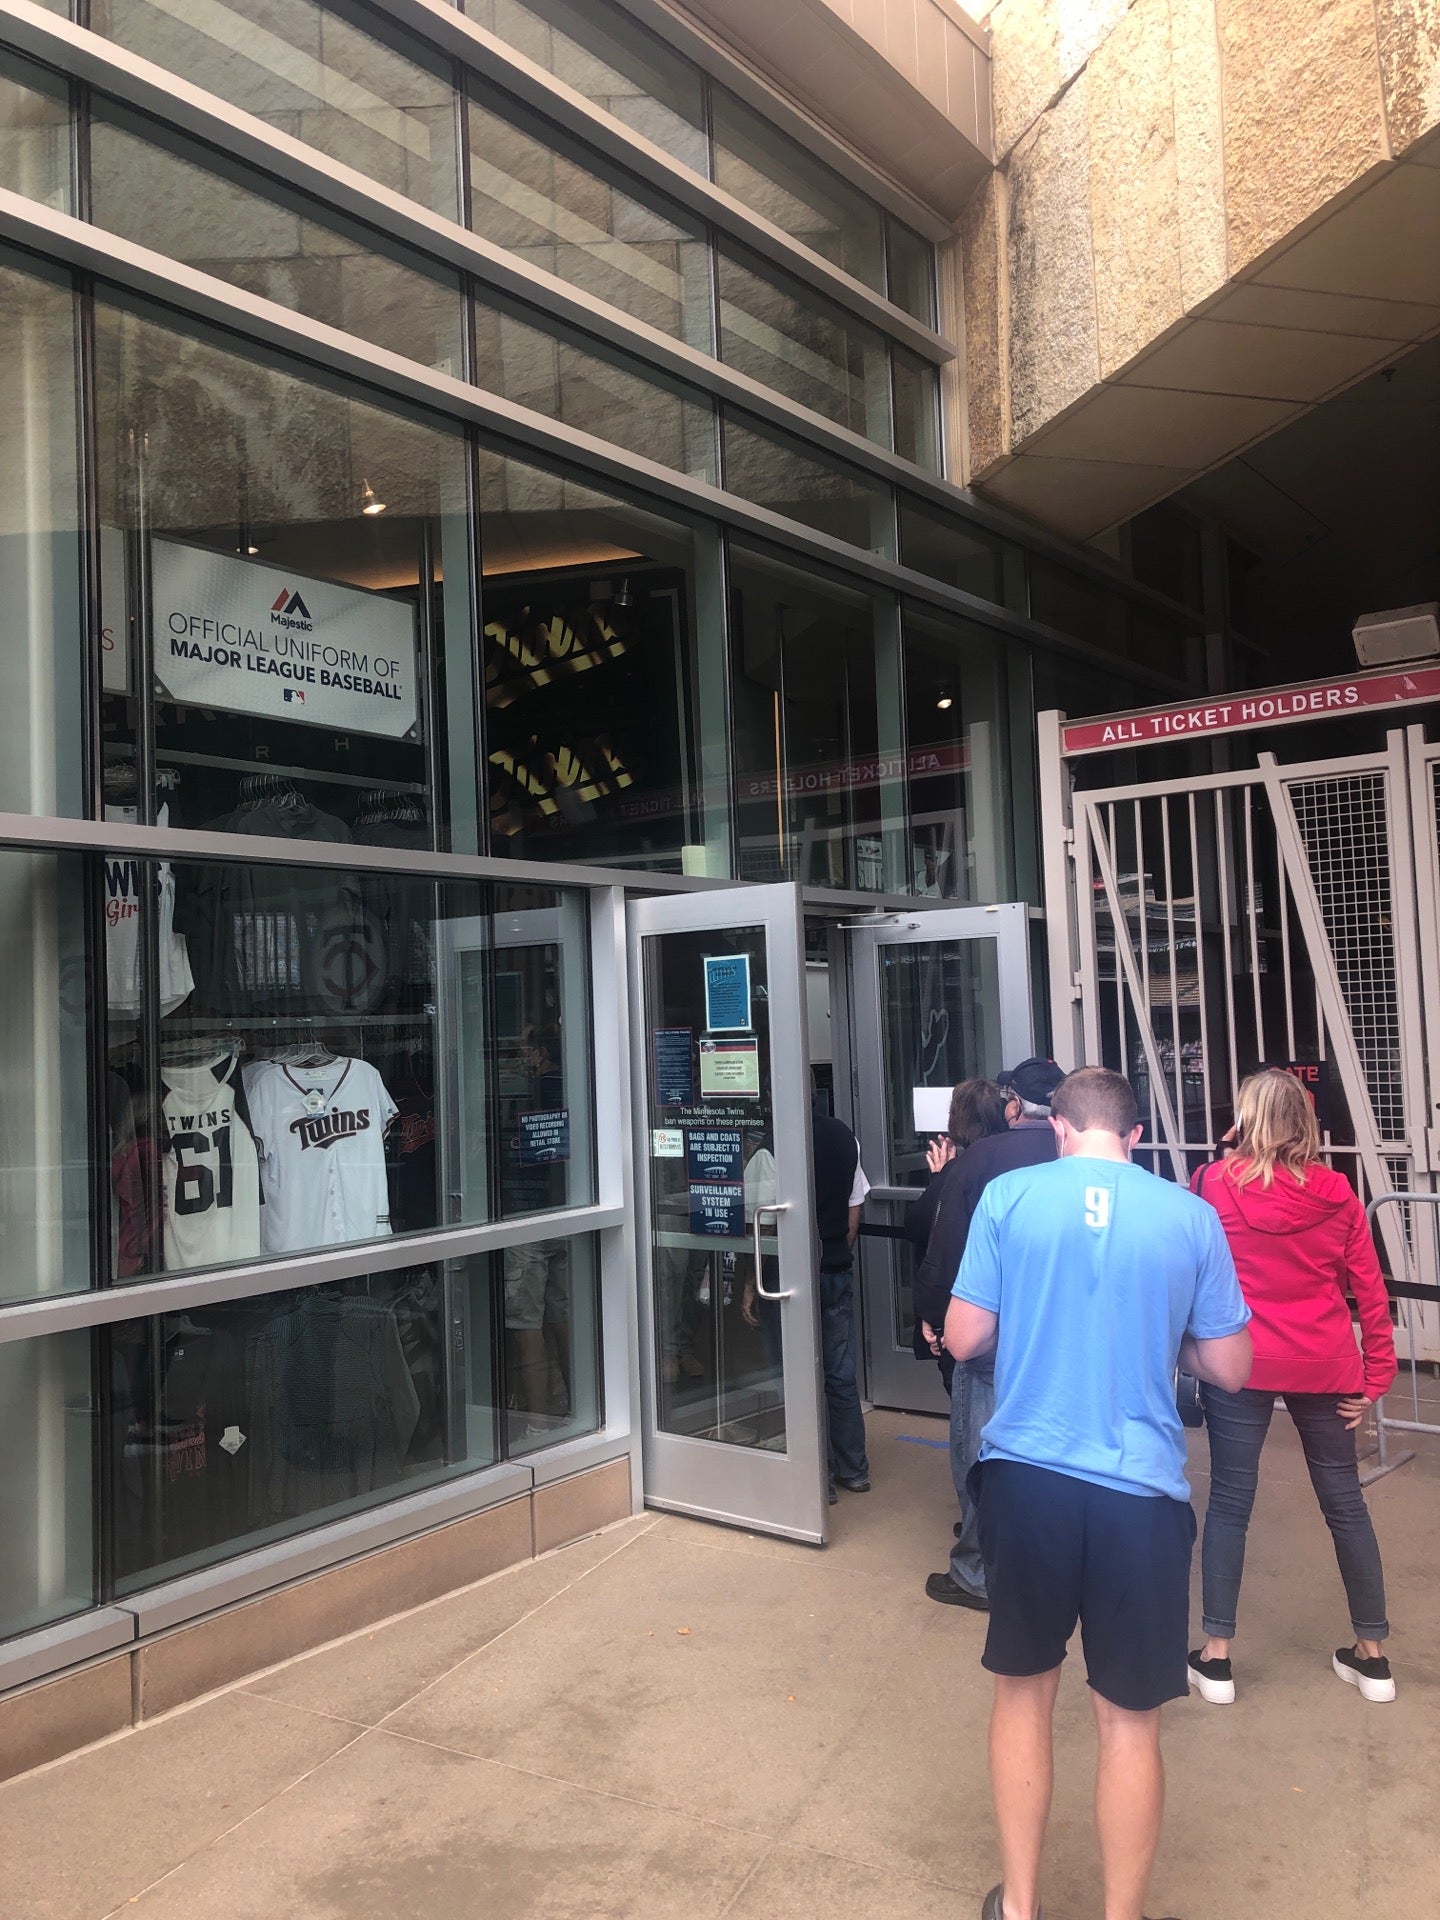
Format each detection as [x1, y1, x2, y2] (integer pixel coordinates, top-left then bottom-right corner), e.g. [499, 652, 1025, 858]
[152, 539, 419, 739]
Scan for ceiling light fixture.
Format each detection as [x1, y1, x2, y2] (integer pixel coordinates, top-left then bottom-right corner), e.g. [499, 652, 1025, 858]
[936, 692, 953, 711]
[361, 478, 387, 517]
[613, 576, 633, 609]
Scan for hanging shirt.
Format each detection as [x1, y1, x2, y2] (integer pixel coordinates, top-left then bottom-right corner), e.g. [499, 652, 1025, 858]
[104, 802, 195, 1016]
[160, 1055, 262, 1271]
[244, 1057, 397, 1254]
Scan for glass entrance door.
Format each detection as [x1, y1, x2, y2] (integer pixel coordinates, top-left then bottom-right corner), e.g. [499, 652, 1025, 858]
[628, 884, 827, 1543]
[844, 905, 1035, 1413]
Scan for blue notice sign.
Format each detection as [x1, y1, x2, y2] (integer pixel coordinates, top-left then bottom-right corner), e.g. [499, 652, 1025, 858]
[518, 1109, 570, 1165]
[704, 953, 752, 1033]
[685, 1128, 742, 1182]
[653, 1028, 694, 1106]
[689, 1181, 745, 1238]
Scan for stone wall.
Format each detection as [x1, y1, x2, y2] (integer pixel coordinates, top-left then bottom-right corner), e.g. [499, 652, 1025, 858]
[962, 0, 1440, 496]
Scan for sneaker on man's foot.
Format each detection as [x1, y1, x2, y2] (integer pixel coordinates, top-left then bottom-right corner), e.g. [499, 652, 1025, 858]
[979, 1884, 1042, 1920]
[835, 1474, 870, 1493]
[927, 1571, 988, 1610]
[1332, 1645, 1395, 1701]
[1186, 1649, 1235, 1704]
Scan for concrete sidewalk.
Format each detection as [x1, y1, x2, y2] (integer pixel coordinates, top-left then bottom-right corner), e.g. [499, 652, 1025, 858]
[6, 1406, 1438, 1920]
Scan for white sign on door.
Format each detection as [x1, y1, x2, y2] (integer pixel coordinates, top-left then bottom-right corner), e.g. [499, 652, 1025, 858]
[152, 539, 419, 738]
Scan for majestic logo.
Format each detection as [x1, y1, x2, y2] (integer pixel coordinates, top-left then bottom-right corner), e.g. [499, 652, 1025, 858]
[289, 1107, 371, 1150]
[271, 589, 312, 620]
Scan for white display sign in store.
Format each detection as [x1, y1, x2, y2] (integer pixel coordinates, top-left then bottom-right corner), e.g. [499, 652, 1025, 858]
[152, 539, 419, 739]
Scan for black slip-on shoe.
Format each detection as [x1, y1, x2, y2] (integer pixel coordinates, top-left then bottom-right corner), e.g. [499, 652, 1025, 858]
[980, 1885, 1044, 1920]
[1186, 1649, 1235, 1704]
[1333, 1645, 1396, 1701]
[926, 1571, 988, 1610]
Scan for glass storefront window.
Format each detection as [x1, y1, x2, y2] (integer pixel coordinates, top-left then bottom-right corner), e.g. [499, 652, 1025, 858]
[474, 291, 717, 484]
[711, 89, 883, 292]
[0, 850, 90, 1303]
[0, 1331, 93, 1637]
[88, 104, 465, 375]
[0, 255, 84, 820]
[100, 857, 592, 1278]
[902, 605, 1014, 902]
[722, 412, 894, 556]
[93, 297, 479, 853]
[467, 81, 712, 350]
[500, 1233, 600, 1454]
[480, 448, 729, 876]
[892, 345, 941, 473]
[729, 547, 905, 890]
[465, 0, 708, 173]
[885, 214, 937, 328]
[1029, 560, 1129, 655]
[93, 0, 461, 218]
[717, 245, 890, 442]
[897, 495, 1002, 602]
[0, 47, 71, 212]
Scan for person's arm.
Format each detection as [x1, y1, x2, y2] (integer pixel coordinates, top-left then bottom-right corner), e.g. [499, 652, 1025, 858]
[944, 1295, 998, 1361]
[945, 1184, 1003, 1361]
[1178, 1327, 1252, 1392]
[1343, 1196, 1397, 1397]
[846, 1158, 871, 1247]
[846, 1203, 862, 1248]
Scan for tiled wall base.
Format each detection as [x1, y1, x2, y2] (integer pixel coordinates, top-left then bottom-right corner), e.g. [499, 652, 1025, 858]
[0, 1458, 632, 1784]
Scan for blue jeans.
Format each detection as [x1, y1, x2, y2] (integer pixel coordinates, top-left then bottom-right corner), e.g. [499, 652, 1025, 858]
[949, 1360, 995, 1596]
[820, 1267, 868, 1489]
[1200, 1385, 1389, 1641]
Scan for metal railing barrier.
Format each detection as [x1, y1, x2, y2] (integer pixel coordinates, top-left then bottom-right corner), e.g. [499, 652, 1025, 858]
[1360, 1193, 1440, 1485]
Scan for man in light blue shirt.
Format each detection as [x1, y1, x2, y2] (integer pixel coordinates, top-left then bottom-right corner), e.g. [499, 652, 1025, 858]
[945, 1068, 1251, 1920]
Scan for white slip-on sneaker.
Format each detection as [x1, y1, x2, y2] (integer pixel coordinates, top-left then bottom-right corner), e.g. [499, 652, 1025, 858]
[1332, 1646, 1396, 1702]
[1187, 1649, 1235, 1704]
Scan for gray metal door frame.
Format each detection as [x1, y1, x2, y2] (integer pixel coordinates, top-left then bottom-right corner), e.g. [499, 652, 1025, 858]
[837, 904, 1035, 1412]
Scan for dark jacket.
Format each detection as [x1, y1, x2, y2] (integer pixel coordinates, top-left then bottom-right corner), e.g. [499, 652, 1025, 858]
[911, 1120, 1057, 1360]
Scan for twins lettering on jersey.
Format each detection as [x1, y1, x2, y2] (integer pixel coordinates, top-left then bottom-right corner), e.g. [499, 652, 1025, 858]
[289, 1107, 372, 1150]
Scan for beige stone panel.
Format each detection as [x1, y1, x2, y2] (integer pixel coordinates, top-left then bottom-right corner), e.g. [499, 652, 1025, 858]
[1088, 0, 1184, 375]
[1120, 314, 1396, 399]
[1205, 279, 1440, 341]
[533, 1456, 633, 1555]
[1376, 0, 1440, 154]
[1027, 382, 1298, 467]
[987, 0, 1062, 162]
[1007, 75, 1102, 444]
[958, 173, 1009, 475]
[1253, 162, 1440, 304]
[1170, 0, 1229, 308]
[1219, 0, 1388, 272]
[0, 1652, 132, 1785]
[977, 451, 1187, 539]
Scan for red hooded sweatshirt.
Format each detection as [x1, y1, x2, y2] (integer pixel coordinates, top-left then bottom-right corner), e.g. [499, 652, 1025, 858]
[1190, 1159, 1396, 1399]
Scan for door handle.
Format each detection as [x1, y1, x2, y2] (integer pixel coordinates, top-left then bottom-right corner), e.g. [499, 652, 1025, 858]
[752, 1201, 794, 1300]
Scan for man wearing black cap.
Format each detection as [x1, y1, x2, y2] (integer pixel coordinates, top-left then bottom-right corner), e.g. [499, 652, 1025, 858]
[924, 1056, 1064, 1608]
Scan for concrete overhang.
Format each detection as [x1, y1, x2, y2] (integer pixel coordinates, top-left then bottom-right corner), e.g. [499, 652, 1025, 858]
[975, 131, 1440, 546]
[673, 0, 993, 220]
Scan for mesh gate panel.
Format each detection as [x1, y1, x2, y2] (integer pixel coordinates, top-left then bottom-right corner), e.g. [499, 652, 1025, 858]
[1287, 772, 1405, 1141]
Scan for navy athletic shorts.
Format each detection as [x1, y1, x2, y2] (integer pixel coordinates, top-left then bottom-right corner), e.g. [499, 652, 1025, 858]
[971, 1459, 1196, 1712]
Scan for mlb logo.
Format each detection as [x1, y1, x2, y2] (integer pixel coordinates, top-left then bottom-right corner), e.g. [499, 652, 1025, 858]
[284, 688, 306, 704]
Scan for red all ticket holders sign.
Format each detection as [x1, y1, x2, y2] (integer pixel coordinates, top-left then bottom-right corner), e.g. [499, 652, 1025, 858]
[1060, 665, 1440, 758]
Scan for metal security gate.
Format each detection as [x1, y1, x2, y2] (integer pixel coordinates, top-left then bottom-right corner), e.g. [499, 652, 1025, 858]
[1038, 679, 1440, 1359]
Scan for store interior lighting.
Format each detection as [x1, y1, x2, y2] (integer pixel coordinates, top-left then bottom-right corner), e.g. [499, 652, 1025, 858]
[360, 478, 387, 516]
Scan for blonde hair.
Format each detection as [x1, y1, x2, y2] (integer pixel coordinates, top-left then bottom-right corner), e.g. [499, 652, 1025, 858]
[1228, 1068, 1321, 1189]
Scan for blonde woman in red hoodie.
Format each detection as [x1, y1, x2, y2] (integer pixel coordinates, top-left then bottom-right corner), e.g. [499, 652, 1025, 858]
[1186, 1068, 1397, 1705]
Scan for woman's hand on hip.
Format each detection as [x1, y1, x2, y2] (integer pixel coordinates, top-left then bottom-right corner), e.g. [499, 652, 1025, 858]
[1337, 1395, 1370, 1430]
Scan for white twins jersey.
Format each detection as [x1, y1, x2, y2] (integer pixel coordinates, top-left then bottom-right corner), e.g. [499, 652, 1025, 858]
[105, 803, 195, 1016]
[160, 1057, 262, 1271]
[243, 1057, 397, 1254]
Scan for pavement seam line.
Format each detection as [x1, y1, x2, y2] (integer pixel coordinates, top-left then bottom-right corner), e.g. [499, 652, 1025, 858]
[366, 1514, 663, 1732]
[368, 1721, 783, 1843]
[714, 1837, 779, 1916]
[96, 1723, 372, 1920]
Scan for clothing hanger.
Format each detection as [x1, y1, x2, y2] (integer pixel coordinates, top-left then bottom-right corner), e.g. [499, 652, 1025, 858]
[238, 771, 303, 810]
[159, 1037, 243, 1070]
[355, 788, 424, 827]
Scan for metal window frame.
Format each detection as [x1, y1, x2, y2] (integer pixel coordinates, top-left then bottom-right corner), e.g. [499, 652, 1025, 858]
[0, 190, 1192, 699]
[0, 1, 1207, 641]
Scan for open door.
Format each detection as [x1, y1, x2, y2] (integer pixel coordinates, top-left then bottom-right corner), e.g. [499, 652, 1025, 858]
[843, 903, 1035, 1413]
[628, 884, 827, 1543]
